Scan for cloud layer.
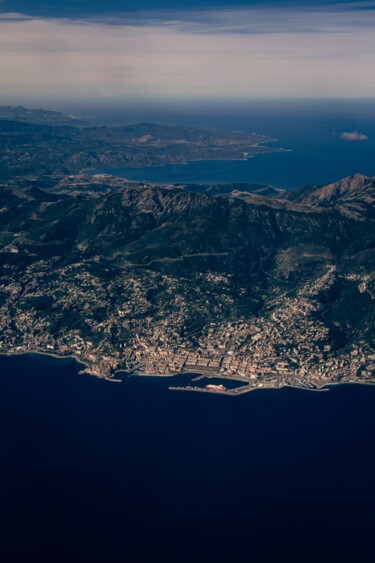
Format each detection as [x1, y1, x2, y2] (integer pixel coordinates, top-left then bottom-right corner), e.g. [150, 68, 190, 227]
[0, 3, 375, 103]
[341, 131, 369, 140]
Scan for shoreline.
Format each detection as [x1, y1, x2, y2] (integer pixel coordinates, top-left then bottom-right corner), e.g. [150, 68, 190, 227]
[84, 147, 286, 178]
[0, 349, 91, 374]
[1, 351, 375, 397]
[169, 379, 375, 397]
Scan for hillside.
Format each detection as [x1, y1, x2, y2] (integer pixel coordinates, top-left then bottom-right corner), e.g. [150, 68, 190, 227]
[280, 173, 375, 220]
[0, 173, 374, 392]
[0, 113, 278, 179]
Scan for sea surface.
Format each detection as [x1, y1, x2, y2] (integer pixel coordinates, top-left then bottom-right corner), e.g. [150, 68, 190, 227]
[92, 100, 375, 188]
[1, 354, 375, 562]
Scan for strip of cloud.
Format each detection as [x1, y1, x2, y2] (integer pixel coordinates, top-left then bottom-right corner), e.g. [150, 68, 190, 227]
[341, 131, 369, 141]
[70, 3, 375, 36]
[3, 2, 375, 35]
[0, 4, 374, 103]
[0, 11, 33, 21]
[1, 1, 375, 20]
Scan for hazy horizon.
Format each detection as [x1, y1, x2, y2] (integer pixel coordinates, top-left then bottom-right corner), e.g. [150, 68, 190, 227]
[1, 0, 375, 105]
[3, 98, 375, 128]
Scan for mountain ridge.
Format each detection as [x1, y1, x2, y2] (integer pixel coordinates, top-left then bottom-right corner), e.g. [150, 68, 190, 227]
[0, 114, 279, 179]
[0, 171, 374, 391]
[279, 173, 375, 220]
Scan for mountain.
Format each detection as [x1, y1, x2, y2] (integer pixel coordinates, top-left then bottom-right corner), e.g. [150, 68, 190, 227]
[280, 173, 375, 220]
[0, 105, 87, 127]
[0, 172, 374, 392]
[0, 109, 280, 179]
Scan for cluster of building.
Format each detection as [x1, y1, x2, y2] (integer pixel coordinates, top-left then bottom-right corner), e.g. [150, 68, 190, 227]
[1, 259, 375, 393]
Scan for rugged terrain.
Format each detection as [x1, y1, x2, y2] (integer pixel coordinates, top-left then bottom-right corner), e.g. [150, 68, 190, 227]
[0, 112, 277, 179]
[1, 170, 374, 393]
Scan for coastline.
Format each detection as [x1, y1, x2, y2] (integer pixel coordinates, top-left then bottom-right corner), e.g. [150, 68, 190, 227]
[0, 349, 91, 376]
[1, 350, 375, 397]
[169, 379, 375, 397]
[84, 145, 286, 178]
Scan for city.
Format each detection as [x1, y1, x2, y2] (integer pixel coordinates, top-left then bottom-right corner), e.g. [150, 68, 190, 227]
[1, 257, 374, 395]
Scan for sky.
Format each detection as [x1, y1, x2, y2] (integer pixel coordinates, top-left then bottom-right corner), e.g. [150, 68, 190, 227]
[1, 1, 375, 105]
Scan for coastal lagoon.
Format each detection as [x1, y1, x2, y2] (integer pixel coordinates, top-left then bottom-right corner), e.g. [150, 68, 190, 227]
[1, 354, 375, 562]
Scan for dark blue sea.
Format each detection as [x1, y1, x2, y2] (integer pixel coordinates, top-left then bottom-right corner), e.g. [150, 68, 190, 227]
[92, 100, 375, 188]
[1, 354, 375, 563]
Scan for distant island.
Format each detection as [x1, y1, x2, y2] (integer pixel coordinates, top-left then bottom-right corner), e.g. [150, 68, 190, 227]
[0, 107, 374, 395]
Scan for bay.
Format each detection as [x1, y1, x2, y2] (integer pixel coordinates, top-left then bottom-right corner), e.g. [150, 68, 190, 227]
[93, 100, 375, 188]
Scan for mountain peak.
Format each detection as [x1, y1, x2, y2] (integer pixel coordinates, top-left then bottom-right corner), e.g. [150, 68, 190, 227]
[292, 173, 375, 220]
